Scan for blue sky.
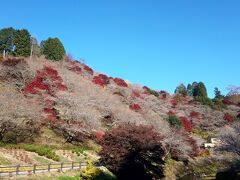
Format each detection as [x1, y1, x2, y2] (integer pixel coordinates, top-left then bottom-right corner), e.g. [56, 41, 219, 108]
[1, 0, 240, 97]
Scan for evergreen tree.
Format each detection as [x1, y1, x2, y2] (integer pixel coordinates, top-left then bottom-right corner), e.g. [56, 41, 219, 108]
[192, 82, 207, 98]
[187, 83, 193, 96]
[14, 29, 31, 57]
[175, 83, 187, 96]
[214, 87, 223, 99]
[41, 38, 65, 61]
[197, 82, 208, 98]
[0, 27, 15, 55]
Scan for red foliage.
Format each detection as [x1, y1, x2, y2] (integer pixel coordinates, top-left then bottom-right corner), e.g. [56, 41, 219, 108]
[185, 136, 199, 157]
[132, 90, 141, 98]
[92, 76, 105, 87]
[92, 74, 110, 87]
[23, 66, 67, 95]
[98, 74, 110, 85]
[190, 111, 200, 119]
[99, 124, 165, 179]
[83, 64, 94, 75]
[179, 117, 192, 132]
[222, 99, 235, 105]
[129, 103, 141, 111]
[223, 113, 234, 122]
[1, 58, 26, 66]
[95, 131, 105, 140]
[170, 99, 178, 108]
[22, 66, 67, 122]
[43, 108, 57, 121]
[113, 78, 128, 87]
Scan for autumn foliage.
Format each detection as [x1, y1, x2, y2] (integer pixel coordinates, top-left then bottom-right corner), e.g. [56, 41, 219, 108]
[92, 74, 110, 87]
[99, 124, 165, 180]
[23, 66, 67, 95]
[170, 99, 178, 108]
[95, 130, 105, 141]
[67, 63, 82, 74]
[1, 58, 26, 67]
[190, 111, 200, 119]
[113, 78, 128, 87]
[179, 116, 193, 132]
[92, 76, 105, 87]
[23, 66, 67, 121]
[223, 113, 234, 122]
[129, 103, 141, 111]
[83, 64, 94, 75]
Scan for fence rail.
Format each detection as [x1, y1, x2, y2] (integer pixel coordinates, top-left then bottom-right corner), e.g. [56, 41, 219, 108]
[0, 161, 87, 177]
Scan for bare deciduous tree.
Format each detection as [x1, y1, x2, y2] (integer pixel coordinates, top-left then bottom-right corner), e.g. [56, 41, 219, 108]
[220, 122, 240, 156]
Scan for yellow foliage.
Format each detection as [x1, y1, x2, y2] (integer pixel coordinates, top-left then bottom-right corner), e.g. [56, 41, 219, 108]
[80, 160, 101, 180]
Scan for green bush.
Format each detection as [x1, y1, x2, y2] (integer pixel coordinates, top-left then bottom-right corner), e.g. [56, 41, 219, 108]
[58, 176, 80, 180]
[212, 98, 226, 110]
[20, 144, 60, 161]
[71, 147, 86, 156]
[148, 89, 160, 97]
[195, 96, 214, 107]
[41, 37, 65, 61]
[167, 115, 182, 127]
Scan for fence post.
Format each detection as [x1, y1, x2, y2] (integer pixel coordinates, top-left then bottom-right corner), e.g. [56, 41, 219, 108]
[33, 164, 36, 174]
[72, 161, 74, 169]
[60, 162, 63, 172]
[16, 164, 20, 175]
[48, 163, 51, 172]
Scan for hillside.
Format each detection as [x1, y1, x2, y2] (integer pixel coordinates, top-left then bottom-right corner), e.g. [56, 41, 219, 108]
[0, 56, 240, 179]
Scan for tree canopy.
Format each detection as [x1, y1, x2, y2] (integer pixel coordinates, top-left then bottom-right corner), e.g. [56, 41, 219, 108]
[0, 27, 15, 54]
[41, 38, 65, 61]
[14, 29, 31, 57]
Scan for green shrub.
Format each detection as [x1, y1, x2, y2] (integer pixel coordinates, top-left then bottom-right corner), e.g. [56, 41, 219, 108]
[148, 89, 159, 97]
[195, 96, 214, 106]
[212, 98, 226, 110]
[20, 144, 60, 161]
[167, 115, 182, 127]
[71, 147, 85, 156]
[58, 176, 80, 180]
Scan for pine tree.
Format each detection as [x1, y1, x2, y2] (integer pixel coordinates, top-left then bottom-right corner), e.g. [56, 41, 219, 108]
[14, 29, 31, 57]
[41, 38, 65, 61]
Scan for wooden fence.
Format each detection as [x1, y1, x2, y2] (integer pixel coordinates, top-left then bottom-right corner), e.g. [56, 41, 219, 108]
[0, 161, 87, 177]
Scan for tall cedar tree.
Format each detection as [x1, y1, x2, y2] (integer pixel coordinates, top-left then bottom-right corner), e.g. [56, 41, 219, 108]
[14, 29, 31, 57]
[0, 27, 15, 54]
[193, 82, 208, 98]
[42, 38, 65, 61]
[99, 124, 165, 180]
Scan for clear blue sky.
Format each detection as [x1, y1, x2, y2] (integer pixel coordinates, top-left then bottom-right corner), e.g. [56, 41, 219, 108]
[1, 0, 240, 97]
